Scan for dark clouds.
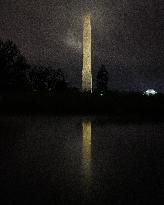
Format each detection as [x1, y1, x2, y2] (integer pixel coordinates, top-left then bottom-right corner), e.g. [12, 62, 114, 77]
[0, 0, 164, 91]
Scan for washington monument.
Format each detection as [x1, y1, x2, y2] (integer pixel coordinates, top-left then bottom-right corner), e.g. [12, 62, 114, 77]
[82, 14, 92, 92]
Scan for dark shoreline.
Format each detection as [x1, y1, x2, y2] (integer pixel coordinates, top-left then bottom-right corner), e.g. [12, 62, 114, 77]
[0, 91, 164, 124]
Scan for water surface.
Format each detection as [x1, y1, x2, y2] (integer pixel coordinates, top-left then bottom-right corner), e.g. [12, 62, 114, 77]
[0, 115, 164, 204]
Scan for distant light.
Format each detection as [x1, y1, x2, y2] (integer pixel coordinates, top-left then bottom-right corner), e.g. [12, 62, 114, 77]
[100, 93, 103, 96]
[144, 89, 157, 96]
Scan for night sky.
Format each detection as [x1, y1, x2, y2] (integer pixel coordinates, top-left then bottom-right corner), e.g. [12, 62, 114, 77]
[0, 0, 164, 92]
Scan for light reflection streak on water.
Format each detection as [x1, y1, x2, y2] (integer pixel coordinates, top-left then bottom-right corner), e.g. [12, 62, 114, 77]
[82, 120, 92, 192]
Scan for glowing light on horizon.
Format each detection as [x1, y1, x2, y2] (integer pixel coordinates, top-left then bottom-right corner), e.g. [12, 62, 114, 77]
[82, 14, 92, 92]
[144, 89, 157, 96]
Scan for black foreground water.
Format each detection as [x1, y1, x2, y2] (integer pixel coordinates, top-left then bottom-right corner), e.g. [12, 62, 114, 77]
[0, 115, 164, 205]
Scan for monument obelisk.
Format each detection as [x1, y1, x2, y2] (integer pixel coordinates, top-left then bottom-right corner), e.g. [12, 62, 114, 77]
[82, 14, 92, 92]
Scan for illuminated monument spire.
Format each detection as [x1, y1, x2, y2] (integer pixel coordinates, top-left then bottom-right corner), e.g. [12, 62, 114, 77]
[82, 13, 92, 92]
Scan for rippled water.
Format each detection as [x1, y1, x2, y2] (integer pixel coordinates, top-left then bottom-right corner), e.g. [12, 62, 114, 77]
[0, 115, 164, 204]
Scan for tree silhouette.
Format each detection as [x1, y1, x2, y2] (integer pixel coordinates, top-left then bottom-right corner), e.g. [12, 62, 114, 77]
[96, 64, 109, 93]
[28, 66, 50, 91]
[0, 39, 67, 93]
[53, 69, 67, 91]
[0, 39, 30, 90]
[28, 67, 67, 92]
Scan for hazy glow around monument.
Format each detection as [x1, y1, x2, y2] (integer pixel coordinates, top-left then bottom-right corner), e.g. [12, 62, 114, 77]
[82, 14, 92, 92]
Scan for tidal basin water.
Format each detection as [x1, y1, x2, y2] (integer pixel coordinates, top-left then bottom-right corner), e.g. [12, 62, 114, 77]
[0, 115, 164, 204]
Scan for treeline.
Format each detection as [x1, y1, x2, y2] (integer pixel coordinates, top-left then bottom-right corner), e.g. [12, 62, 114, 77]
[0, 39, 110, 93]
[1, 39, 164, 116]
[0, 39, 68, 92]
[0, 39, 29, 91]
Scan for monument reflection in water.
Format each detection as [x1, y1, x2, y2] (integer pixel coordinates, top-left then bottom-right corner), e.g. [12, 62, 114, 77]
[82, 120, 92, 193]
